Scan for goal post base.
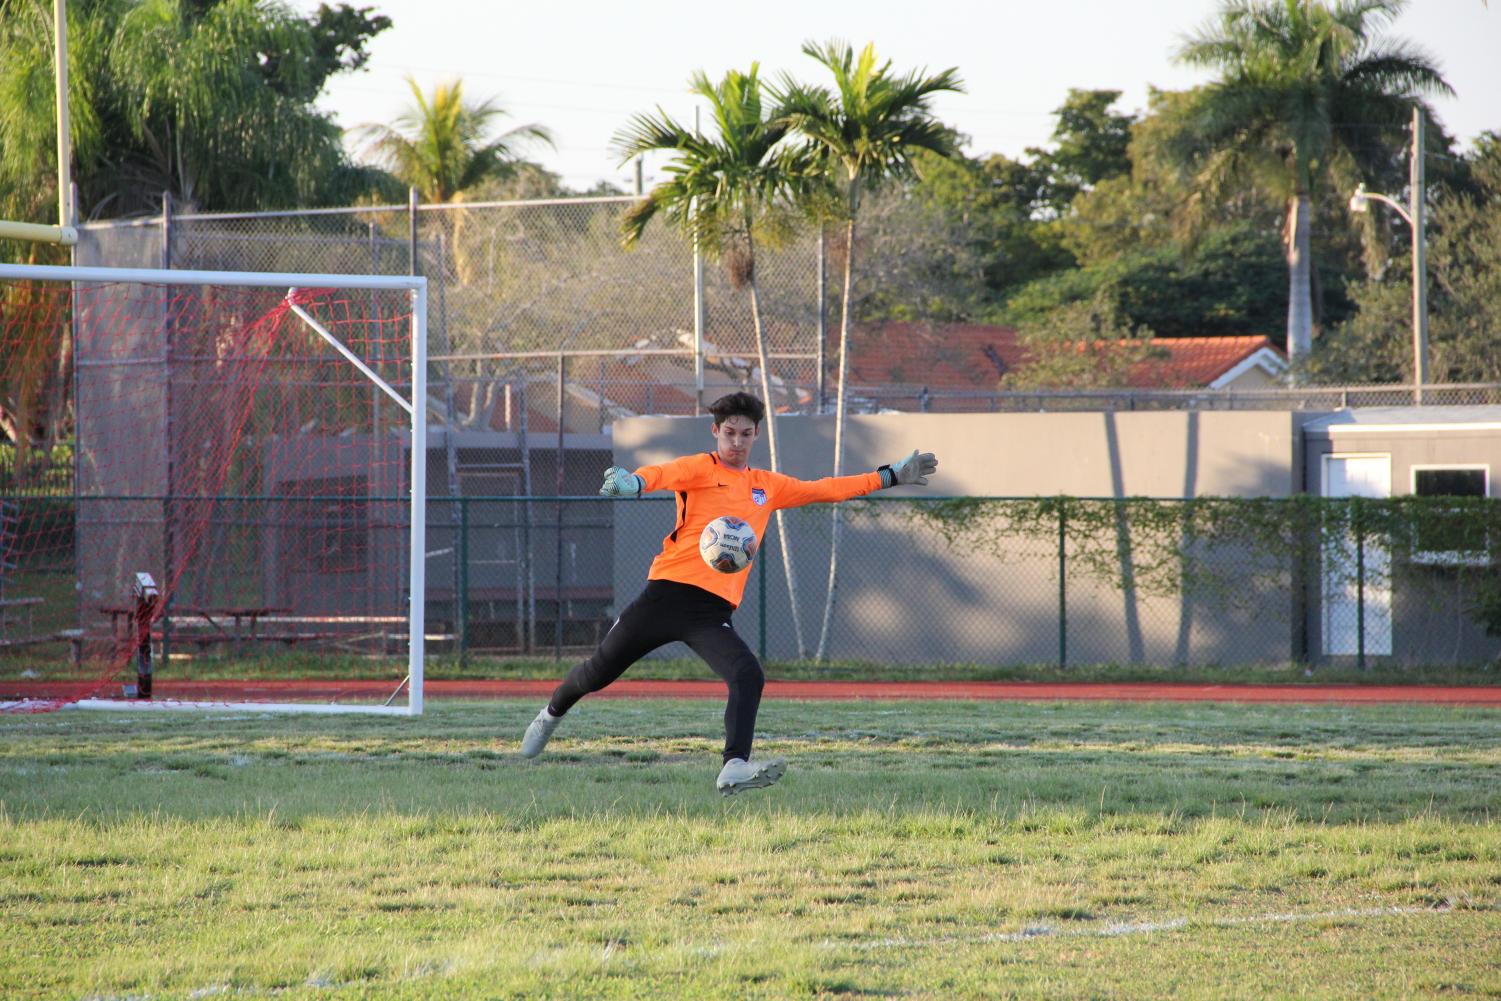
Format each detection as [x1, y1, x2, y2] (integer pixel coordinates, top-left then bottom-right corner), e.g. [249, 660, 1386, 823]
[68, 698, 419, 716]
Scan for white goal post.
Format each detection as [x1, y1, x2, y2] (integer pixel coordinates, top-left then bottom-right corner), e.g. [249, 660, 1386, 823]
[0, 262, 428, 716]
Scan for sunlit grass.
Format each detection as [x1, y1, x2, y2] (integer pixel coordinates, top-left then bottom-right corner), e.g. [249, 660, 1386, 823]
[2, 699, 1499, 999]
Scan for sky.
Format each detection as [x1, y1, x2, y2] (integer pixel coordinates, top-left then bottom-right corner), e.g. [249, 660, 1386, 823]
[295, 0, 1501, 194]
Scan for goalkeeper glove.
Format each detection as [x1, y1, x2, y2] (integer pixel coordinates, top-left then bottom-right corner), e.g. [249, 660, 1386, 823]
[878, 450, 938, 488]
[599, 466, 645, 498]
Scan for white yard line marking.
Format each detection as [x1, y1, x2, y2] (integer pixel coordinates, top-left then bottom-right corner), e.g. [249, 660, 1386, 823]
[823, 903, 1454, 952]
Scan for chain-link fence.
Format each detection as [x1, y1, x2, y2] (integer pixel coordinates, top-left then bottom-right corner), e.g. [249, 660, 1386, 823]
[77, 197, 826, 422]
[76, 196, 1501, 423]
[9, 494, 1498, 675]
[24, 196, 1501, 679]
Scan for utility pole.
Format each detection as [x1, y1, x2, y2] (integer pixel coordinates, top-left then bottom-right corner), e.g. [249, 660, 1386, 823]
[1349, 106, 1430, 405]
[1410, 106, 1428, 404]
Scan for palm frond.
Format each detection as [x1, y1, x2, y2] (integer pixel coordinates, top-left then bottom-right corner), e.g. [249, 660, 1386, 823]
[611, 109, 697, 164]
[784, 39, 963, 194]
[612, 65, 804, 255]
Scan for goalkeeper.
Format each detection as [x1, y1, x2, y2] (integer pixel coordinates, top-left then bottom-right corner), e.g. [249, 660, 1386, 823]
[519, 391, 939, 796]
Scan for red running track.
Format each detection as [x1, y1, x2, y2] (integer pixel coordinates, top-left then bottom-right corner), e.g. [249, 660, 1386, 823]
[10, 678, 1501, 705]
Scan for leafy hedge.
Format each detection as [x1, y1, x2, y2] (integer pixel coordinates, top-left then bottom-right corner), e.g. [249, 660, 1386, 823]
[872, 495, 1501, 636]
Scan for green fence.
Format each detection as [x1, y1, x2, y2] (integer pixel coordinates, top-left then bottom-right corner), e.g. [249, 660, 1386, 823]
[4, 495, 1501, 670]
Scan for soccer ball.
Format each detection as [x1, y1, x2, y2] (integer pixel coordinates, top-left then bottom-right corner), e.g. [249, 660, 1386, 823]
[699, 515, 757, 574]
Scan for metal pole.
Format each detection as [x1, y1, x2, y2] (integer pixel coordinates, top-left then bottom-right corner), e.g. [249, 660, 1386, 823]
[53, 0, 74, 236]
[519, 380, 534, 653]
[408, 186, 419, 276]
[407, 284, 428, 714]
[816, 226, 827, 414]
[692, 107, 705, 415]
[160, 190, 174, 675]
[1058, 502, 1068, 668]
[457, 497, 469, 662]
[555, 352, 566, 660]
[1410, 106, 1428, 405]
[435, 231, 462, 643]
[1354, 498, 1365, 671]
[161, 191, 172, 270]
[693, 244, 705, 414]
[367, 224, 382, 625]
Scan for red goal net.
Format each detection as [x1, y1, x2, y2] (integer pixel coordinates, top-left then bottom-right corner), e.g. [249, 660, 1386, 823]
[1, 268, 425, 713]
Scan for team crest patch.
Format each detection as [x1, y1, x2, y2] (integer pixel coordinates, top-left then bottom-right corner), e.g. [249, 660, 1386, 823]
[751, 488, 767, 506]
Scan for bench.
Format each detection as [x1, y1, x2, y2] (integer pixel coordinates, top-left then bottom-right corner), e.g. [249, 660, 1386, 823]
[1, 596, 45, 636]
[0, 623, 84, 665]
[100, 605, 291, 658]
[106, 609, 424, 655]
[0, 597, 81, 662]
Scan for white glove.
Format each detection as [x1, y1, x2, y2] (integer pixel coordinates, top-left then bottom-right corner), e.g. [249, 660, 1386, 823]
[599, 466, 644, 498]
[880, 449, 938, 488]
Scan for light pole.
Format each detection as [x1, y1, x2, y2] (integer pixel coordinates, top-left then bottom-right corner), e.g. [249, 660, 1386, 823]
[1349, 107, 1427, 404]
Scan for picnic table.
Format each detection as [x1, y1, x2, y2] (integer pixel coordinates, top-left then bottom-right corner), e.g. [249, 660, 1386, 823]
[0, 595, 45, 635]
[100, 605, 289, 655]
[1, 596, 84, 663]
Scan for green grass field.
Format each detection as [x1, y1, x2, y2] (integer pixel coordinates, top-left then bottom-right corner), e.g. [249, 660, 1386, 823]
[3, 697, 1499, 999]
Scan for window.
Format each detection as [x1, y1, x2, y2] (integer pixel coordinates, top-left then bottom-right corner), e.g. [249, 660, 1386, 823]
[1411, 466, 1489, 565]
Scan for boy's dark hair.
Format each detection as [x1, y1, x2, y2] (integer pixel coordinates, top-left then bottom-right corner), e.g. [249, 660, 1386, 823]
[708, 391, 765, 427]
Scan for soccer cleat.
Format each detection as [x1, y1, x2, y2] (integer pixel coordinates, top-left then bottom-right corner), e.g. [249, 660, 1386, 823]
[715, 756, 786, 797]
[520, 707, 562, 758]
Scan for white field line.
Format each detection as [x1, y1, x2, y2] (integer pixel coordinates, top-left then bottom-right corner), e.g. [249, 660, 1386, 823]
[824, 902, 1455, 952]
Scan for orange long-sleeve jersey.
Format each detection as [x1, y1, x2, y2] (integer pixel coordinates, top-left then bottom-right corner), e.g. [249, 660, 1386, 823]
[635, 452, 884, 607]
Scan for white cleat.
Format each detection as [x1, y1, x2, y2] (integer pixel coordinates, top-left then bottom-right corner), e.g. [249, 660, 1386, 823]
[520, 707, 562, 759]
[715, 756, 786, 797]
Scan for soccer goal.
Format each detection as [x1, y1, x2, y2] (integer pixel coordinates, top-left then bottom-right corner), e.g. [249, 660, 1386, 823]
[0, 263, 427, 715]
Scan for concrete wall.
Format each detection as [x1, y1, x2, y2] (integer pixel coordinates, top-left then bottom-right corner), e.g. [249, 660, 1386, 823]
[611, 411, 1302, 666]
[617, 411, 1301, 499]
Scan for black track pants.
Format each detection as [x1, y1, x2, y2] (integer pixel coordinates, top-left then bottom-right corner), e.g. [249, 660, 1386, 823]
[546, 579, 765, 763]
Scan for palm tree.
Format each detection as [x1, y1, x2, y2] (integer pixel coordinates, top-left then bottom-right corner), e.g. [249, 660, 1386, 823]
[4, 0, 378, 222]
[614, 64, 815, 656]
[777, 41, 962, 662]
[356, 77, 552, 202]
[1175, 0, 1450, 368]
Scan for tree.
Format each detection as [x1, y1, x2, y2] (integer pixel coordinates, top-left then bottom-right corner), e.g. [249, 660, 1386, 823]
[1311, 133, 1501, 383]
[2, 0, 389, 488]
[1001, 298, 1160, 391]
[1024, 89, 1136, 218]
[1173, 0, 1450, 369]
[355, 76, 552, 203]
[0, 0, 393, 223]
[889, 149, 1073, 312]
[613, 64, 816, 655]
[1005, 222, 1294, 340]
[777, 40, 962, 661]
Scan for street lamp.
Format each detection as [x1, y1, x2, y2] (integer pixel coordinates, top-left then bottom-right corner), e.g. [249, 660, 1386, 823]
[1348, 108, 1428, 404]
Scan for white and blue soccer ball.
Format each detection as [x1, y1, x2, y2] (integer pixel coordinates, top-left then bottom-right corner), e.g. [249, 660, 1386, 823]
[699, 515, 757, 574]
